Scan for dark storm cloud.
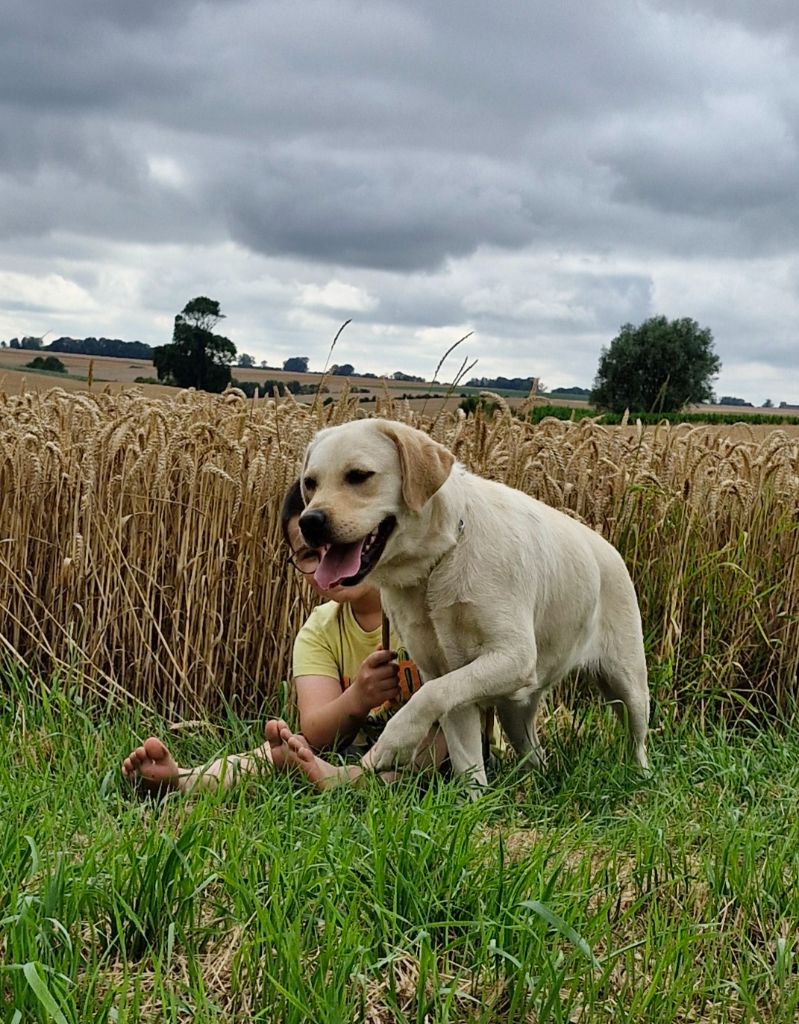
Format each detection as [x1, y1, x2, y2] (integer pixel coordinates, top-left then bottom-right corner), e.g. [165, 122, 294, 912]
[0, 0, 201, 114]
[1, 0, 798, 401]
[3, 0, 798, 268]
[222, 151, 534, 271]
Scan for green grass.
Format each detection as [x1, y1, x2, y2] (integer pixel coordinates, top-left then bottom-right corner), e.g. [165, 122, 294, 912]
[2, 675, 798, 1022]
[0, 363, 112, 385]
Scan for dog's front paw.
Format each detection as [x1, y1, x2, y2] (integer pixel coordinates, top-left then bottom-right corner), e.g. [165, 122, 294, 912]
[369, 712, 426, 771]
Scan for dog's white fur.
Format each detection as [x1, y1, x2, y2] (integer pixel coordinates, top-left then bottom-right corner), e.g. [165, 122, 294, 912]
[301, 418, 649, 785]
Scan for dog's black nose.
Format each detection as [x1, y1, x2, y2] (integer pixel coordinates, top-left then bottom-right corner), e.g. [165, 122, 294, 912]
[299, 509, 330, 547]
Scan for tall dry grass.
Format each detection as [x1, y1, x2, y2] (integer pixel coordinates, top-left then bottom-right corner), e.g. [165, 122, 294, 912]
[1, 385, 797, 719]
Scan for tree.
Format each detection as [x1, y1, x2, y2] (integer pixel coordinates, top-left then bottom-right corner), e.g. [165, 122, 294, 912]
[331, 363, 355, 376]
[237, 353, 255, 368]
[152, 297, 236, 393]
[26, 355, 66, 373]
[283, 356, 309, 373]
[391, 371, 425, 382]
[590, 316, 720, 414]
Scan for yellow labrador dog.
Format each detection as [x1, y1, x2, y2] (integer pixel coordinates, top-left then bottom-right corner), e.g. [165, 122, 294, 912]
[299, 418, 649, 786]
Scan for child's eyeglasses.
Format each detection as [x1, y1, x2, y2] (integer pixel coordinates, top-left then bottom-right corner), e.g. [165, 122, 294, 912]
[288, 549, 322, 575]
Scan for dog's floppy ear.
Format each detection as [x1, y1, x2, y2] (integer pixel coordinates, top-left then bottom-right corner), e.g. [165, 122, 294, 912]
[378, 421, 455, 512]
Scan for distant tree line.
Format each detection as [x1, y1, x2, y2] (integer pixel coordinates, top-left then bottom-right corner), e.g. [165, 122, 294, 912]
[718, 395, 753, 407]
[550, 386, 590, 396]
[390, 371, 425, 382]
[462, 379, 592, 396]
[49, 337, 154, 360]
[465, 375, 539, 392]
[2, 336, 153, 359]
[232, 379, 325, 399]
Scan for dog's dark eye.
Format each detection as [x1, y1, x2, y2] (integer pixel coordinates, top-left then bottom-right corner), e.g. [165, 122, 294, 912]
[303, 476, 317, 493]
[345, 469, 375, 485]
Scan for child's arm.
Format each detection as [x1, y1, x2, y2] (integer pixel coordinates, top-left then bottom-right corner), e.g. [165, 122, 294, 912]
[296, 648, 400, 750]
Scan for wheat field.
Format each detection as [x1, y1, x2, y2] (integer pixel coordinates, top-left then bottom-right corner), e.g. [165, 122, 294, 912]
[1, 384, 797, 720]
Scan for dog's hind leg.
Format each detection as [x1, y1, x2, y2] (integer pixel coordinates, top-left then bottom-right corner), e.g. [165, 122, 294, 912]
[593, 655, 650, 769]
[495, 689, 546, 770]
[440, 703, 487, 790]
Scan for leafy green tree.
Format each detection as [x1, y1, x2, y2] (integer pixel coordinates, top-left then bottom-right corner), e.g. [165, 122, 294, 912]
[237, 352, 255, 368]
[26, 355, 66, 373]
[331, 363, 355, 376]
[283, 356, 309, 373]
[591, 316, 720, 414]
[153, 297, 236, 393]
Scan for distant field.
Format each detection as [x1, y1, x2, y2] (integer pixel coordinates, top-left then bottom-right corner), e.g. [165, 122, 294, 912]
[0, 350, 175, 399]
[2, 350, 796, 429]
[0, 351, 453, 402]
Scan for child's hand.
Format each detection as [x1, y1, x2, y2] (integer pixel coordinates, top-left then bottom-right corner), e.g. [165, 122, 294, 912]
[351, 647, 400, 715]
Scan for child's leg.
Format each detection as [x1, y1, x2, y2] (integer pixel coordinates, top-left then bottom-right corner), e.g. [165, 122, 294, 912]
[122, 719, 295, 796]
[278, 723, 448, 792]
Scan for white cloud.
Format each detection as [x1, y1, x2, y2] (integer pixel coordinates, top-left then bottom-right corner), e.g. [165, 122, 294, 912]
[147, 155, 189, 190]
[299, 279, 378, 313]
[0, 270, 99, 328]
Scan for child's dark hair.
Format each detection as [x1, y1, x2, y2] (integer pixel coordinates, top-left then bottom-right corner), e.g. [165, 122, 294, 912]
[281, 479, 305, 546]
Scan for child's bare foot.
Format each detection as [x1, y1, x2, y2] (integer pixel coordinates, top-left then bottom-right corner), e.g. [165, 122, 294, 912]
[122, 737, 182, 796]
[265, 719, 295, 772]
[277, 724, 363, 791]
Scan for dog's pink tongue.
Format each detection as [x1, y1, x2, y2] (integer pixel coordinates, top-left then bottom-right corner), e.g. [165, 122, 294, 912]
[314, 540, 365, 589]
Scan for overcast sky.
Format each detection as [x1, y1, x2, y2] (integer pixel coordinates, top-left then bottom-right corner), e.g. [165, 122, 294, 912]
[2, 1, 798, 403]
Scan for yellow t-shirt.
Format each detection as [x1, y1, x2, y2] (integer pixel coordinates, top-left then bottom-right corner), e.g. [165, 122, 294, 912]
[292, 601, 424, 747]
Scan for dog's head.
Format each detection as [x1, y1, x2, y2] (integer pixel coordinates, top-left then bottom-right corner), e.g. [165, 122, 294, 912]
[299, 418, 455, 588]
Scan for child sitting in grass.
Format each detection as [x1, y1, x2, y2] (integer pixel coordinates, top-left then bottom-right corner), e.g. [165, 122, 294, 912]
[122, 479, 449, 794]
